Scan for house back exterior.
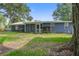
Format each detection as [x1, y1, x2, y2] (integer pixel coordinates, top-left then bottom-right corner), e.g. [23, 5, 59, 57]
[10, 21, 73, 33]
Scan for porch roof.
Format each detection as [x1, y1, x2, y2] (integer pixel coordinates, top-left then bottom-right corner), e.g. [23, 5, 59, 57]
[11, 21, 72, 25]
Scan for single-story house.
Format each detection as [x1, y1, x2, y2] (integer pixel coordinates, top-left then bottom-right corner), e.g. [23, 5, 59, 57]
[10, 21, 73, 33]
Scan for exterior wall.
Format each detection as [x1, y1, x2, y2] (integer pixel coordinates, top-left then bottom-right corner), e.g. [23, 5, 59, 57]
[11, 25, 24, 32]
[11, 22, 73, 33]
[51, 23, 73, 33]
[11, 25, 15, 31]
[52, 23, 65, 33]
[64, 23, 73, 33]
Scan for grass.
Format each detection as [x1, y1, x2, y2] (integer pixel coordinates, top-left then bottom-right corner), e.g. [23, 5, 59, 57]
[0, 32, 72, 56]
[0, 32, 24, 43]
[6, 48, 47, 56]
[0, 32, 19, 35]
[31, 37, 71, 43]
[0, 37, 17, 43]
[5, 37, 71, 56]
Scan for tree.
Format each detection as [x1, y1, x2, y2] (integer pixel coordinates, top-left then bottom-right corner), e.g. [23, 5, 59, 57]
[0, 3, 31, 25]
[27, 16, 33, 21]
[0, 13, 6, 31]
[52, 3, 79, 56]
[53, 3, 72, 21]
[72, 3, 79, 56]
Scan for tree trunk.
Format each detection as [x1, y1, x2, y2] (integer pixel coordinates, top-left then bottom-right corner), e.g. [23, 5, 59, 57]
[72, 3, 79, 56]
[54, 3, 79, 56]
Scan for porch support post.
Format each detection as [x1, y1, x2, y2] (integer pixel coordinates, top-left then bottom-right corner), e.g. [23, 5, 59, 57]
[39, 23, 41, 33]
[24, 23, 26, 32]
[15, 25, 18, 31]
[67, 22, 69, 33]
[50, 23, 53, 33]
[64, 22, 66, 33]
[35, 23, 37, 33]
[64, 22, 69, 33]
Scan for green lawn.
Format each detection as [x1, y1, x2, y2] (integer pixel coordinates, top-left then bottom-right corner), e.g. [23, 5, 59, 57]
[0, 37, 17, 43]
[0, 32, 19, 43]
[31, 37, 71, 43]
[5, 35, 71, 56]
[0, 32, 19, 35]
[0, 32, 72, 56]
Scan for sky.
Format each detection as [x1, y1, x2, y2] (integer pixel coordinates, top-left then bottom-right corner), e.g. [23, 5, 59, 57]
[27, 3, 57, 21]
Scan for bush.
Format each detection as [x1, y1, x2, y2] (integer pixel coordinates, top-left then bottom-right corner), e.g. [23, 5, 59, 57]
[0, 28, 5, 32]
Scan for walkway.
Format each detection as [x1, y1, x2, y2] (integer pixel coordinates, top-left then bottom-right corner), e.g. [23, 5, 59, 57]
[0, 33, 32, 55]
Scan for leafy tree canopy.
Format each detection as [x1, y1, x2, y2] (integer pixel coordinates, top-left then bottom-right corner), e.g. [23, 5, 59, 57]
[0, 3, 32, 24]
[0, 13, 6, 31]
[52, 3, 72, 21]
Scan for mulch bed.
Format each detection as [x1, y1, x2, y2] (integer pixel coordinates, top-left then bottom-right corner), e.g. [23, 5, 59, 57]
[48, 43, 73, 56]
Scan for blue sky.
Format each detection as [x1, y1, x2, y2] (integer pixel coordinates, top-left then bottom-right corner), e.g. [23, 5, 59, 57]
[27, 3, 57, 21]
